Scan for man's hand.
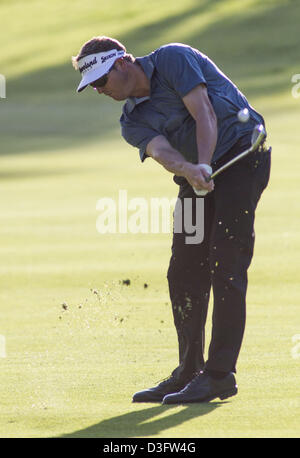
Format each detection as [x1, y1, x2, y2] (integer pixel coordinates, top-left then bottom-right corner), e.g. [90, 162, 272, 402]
[183, 162, 214, 194]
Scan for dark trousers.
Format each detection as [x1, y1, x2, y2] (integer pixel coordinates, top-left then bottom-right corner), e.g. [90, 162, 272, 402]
[167, 136, 271, 383]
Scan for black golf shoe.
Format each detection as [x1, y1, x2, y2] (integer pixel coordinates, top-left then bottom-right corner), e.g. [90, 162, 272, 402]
[132, 375, 189, 403]
[162, 372, 238, 404]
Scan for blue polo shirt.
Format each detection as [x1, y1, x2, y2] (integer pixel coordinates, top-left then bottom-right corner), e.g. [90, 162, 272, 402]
[120, 43, 264, 164]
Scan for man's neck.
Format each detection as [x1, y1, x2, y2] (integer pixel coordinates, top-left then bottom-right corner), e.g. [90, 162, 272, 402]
[130, 61, 150, 98]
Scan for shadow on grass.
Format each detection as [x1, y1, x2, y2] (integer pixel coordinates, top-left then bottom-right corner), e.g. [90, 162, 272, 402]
[0, 167, 82, 181]
[60, 402, 224, 438]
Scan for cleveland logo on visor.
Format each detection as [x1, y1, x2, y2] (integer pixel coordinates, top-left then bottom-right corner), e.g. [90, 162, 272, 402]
[79, 56, 98, 74]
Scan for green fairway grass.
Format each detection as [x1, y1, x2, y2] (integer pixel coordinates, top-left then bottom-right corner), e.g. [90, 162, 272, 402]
[0, 0, 299, 438]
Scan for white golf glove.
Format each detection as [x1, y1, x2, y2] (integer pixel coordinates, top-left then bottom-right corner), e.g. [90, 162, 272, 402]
[193, 164, 212, 196]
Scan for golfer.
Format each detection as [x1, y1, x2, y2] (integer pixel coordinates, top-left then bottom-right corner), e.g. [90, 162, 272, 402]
[72, 36, 271, 403]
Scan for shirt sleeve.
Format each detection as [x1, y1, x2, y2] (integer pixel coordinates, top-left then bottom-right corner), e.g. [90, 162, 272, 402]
[155, 44, 207, 97]
[121, 115, 160, 162]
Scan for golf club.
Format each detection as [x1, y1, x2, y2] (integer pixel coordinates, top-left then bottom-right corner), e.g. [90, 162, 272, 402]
[205, 123, 267, 182]
[193, 124, 268, 195]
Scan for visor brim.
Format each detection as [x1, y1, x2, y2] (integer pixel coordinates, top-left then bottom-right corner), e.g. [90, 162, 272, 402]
[76, 66, 109, 92]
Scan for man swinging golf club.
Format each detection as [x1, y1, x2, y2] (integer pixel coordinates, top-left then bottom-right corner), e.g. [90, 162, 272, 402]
[72, 36, 271, 404]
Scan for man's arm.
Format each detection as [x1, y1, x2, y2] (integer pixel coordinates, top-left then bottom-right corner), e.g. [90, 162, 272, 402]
[146, 135, 214, 193]
[146, 84, 217, 193]
[182, 83, 218, 165]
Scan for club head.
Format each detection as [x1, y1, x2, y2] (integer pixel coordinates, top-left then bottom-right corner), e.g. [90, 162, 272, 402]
[251, 124, 266, 148]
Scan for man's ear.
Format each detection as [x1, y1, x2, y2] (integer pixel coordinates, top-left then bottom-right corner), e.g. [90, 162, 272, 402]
[114, 57, 128, 70]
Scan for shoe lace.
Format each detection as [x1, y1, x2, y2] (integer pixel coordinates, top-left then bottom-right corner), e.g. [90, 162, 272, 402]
[180, 371, 204, 392]
[157, 370, 204, 390]
[156, 374, 176, 387]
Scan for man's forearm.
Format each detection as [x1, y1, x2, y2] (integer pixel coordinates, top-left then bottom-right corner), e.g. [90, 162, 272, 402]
[195, 117, 217, 165]
[146, 135, 214, 193]
[148, 142, 191, 177]
[151, 120, 217, 172]
[182, 84, 218, 165]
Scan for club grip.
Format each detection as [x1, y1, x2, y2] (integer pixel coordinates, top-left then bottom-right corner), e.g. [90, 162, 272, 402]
[193, 164, 212, 194]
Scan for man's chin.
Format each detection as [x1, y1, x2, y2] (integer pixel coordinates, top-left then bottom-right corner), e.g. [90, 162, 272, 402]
[111, 95, 127, 101]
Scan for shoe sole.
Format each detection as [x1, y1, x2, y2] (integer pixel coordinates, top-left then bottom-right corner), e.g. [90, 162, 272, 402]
[132, 391, 180, 403]
[132, 387, 185, 403]
[162, 386, 238, 404]
[207, 386, 238, 402]
[132, 397, 163, 403]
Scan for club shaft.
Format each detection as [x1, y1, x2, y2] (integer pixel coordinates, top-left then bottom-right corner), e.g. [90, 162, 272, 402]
[209, 146, 253, 180]
[205, 127, 266, 182]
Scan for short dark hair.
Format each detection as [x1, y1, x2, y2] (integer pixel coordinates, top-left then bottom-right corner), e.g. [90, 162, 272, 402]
[72, 36, 134, 69]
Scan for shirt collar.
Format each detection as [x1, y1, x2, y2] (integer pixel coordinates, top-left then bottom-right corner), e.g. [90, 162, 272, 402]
[125, 55, 155, 113]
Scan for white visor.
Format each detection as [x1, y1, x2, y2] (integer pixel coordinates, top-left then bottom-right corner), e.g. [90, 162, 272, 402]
[76, 49, 125, 92]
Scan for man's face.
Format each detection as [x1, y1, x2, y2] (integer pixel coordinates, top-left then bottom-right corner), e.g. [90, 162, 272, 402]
[90, 60, 133, 101]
